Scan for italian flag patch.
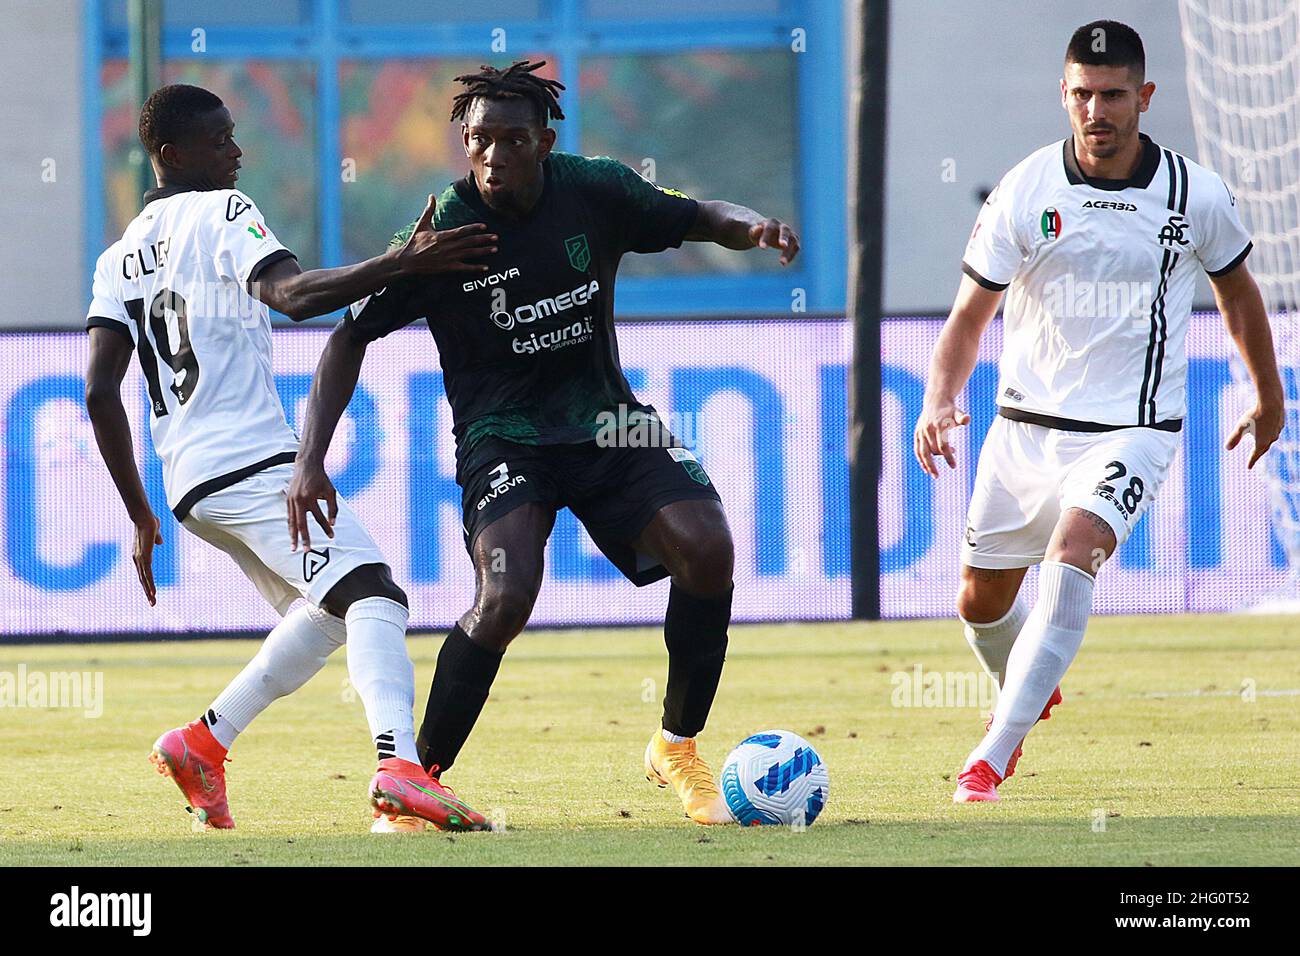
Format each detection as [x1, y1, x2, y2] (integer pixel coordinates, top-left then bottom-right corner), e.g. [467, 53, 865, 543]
[247, 221, 266, 240]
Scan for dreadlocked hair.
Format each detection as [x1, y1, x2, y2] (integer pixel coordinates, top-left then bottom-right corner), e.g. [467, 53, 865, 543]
[449, 60, 566, 126]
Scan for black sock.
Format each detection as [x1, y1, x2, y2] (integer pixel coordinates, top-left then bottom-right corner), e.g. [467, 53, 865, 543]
[416, 624, 502, 774]
[662, 583, 732, 738]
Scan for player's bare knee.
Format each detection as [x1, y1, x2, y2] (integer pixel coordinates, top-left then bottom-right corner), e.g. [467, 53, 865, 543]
[956, 582, 1009, 624]
[1046, 508, 1116, 575]
[671, 528, 734, 596]
[955, 568, 1021, 623]
[320, 563, 408, 617]
[470, 587, 535, 650]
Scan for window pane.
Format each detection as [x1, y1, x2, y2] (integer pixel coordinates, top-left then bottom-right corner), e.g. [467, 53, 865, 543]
[338, 57, 555, 263]
[343, 0, 543, 23]
[105, 0, 309, 27]
[99, 61, 319, 264]
[580, 51, 798, 276]
[586, 0, 780, 18]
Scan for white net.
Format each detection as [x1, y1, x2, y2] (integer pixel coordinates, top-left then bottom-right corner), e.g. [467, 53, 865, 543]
[1179, 0, 1300, 607]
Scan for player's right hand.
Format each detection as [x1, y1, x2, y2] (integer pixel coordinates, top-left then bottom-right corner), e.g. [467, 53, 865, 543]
[133, 513, 163, 607]
[287, 460, 338, 552]
[914, 400, 971, 478]
[395, 194, 498, 275]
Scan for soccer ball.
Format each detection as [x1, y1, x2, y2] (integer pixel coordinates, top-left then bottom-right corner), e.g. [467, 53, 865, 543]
[720, 730, 830, 826]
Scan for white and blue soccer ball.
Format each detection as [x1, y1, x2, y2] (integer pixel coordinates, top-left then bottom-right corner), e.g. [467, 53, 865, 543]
[720, 730, 829, 827]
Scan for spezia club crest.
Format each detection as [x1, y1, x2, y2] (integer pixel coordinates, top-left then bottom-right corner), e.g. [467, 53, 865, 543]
[1040, 207, 1061, 241]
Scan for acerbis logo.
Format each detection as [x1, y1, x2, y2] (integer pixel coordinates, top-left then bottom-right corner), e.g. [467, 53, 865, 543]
[490, 279, 600, 331]
[225, 195, 251, 221]
[1081, 200, 1137, 212]
[463, 267, 521, 293]
[303, 548, 330, 582]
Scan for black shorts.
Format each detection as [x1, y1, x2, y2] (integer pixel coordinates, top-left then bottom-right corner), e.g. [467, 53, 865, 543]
[457, 435, 723, 586]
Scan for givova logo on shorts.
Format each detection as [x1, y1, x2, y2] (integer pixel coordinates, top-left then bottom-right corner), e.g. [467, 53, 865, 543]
[477, 462, 528, 511]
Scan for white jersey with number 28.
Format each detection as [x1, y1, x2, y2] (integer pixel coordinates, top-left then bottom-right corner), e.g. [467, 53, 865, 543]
[961, 134, 1252, 428]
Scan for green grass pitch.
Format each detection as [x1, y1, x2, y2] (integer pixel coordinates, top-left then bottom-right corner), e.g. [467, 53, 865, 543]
[1, 614, 1298, 866]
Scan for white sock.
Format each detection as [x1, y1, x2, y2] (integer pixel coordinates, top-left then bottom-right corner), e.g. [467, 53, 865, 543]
[204, 604, 347, 749]
[969, 561, 1093, 777]
[345, 597, 419, 765]
[661, 729, 690, 744]
[962, 595, 1029, 686]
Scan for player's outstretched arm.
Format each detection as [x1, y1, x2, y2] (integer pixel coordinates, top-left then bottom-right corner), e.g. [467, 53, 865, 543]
[287, 320, 369, 551]
[252, 196, 497, 321]
[914, 275, 1004, 478]
[1210, 262, 1285, 469]
[84, 328, 163, 606]
[685, 200, 800, 266]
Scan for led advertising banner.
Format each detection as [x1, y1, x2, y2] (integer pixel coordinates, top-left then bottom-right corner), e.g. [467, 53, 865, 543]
[0, 321, 850, 635]
[881, 316, 1286, 617]
[0, 316, 1281, 638]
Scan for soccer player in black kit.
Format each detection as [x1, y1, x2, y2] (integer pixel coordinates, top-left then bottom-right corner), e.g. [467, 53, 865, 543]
[288, 61, 800, 826]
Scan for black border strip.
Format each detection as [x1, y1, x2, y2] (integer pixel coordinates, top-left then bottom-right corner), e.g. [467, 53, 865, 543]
[85, 315, 133, 343]
[961, 261, 1009, 292]
[246, 248, 297, 287]
[1000, 407, 1183, 433]
[1207, 241, 1253, 277]
[1144, 150, 1185, 426]
[1146, 155, 1189, 421]
[171, 451, 297, 521]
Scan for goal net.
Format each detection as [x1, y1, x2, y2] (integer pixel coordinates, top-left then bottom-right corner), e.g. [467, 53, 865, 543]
[1178, 0, 1300, 608]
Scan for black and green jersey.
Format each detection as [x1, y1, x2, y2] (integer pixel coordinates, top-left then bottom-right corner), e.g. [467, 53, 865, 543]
[346, 151, 699, 458]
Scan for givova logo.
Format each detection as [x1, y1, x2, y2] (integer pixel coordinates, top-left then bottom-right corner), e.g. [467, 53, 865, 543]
[476, 462, 527, 511]
[50, 886, 151, 936]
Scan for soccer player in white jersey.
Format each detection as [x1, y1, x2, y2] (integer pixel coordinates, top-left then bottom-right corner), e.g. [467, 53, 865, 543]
[84, 84, 499, 830]
[914, 22, 1284, 802]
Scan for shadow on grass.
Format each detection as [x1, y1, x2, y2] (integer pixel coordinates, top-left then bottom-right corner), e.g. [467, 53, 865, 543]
[3, 815, 1297, 867]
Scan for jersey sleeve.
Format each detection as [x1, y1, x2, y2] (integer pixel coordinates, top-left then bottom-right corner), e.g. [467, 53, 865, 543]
[208, 191, 297, 286]
[585, 157, 699, 255]
[961, 177, 1027, 291]
[1194, 174, 1253, 277]
[343, 222, 427, 343]
[85, 245, 135, 344]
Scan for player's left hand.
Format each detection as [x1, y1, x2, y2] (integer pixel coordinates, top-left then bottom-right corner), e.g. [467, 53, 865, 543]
[287, 460, 338, 552]
[1226, 395, 1284, 469]
[748, 219, 800, 266]
[133, 514, 163, 607]
[396, 194, 498, 275]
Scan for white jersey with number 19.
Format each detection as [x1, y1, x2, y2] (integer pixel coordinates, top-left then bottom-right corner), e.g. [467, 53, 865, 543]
[85, 188, 300, 519]
[962, 133, 1252, 429]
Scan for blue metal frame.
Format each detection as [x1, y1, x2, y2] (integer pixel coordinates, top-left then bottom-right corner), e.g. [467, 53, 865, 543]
[85, 0, 845, 316]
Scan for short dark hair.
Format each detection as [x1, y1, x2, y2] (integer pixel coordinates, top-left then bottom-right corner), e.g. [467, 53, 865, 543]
[449, 60, 565, 127]
[138, 84, 225, 156]
[1065, 20, 1145, 80]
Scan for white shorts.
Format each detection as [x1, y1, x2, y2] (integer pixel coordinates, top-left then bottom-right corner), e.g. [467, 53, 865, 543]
[963, 416, 1180, 569]
[181, 462, 388, 616]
